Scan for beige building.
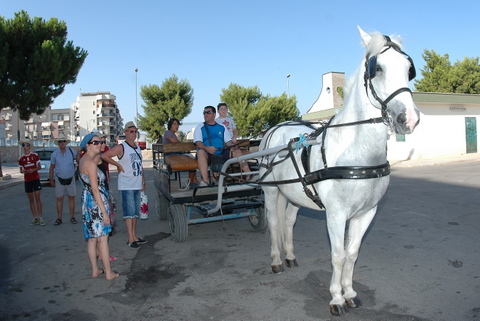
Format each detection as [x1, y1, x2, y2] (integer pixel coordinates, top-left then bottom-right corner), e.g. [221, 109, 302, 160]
[72, 91, 123, 145]
[302, 72, 479, 161]
[0, 91, 123, 148]
[0, 106, 72, 147]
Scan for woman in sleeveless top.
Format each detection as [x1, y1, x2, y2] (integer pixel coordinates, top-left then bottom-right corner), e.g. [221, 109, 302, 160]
[79, 133, 119, 280]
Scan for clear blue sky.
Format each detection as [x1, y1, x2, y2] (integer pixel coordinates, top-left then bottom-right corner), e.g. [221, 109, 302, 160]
[3, 0, 480, 133]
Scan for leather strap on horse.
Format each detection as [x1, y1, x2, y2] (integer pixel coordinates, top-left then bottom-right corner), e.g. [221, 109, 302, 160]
[304, 162, 390, 184]
[287, 138, 325, 208]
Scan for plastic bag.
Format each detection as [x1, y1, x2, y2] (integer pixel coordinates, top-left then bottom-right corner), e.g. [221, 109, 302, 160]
[140, 191, 149, 220]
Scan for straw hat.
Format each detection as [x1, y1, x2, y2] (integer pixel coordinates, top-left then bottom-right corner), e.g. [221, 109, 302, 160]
[123, 121, 137, 131]
[54, 133, 71, 146]
[19, 138, 32, 146]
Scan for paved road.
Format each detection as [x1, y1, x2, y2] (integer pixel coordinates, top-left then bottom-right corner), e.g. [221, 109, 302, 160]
[0, 157, 479, 320]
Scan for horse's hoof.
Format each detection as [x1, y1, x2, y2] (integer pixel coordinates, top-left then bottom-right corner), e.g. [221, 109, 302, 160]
[330, 303, 348, 316]
[285, 258, 298, 268]
[345, 296, 362, 308]
[271, 264, 284, 274]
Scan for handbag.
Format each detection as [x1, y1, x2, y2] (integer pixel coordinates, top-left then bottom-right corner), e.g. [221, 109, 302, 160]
[57, 175, 73, 185]
[140, 191, 149, 220]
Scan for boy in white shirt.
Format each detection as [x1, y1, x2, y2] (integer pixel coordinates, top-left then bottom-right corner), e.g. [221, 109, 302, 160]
[215, 103, 238, 143]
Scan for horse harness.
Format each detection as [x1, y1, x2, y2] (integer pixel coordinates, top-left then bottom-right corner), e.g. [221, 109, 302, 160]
[254, 35, 415, 209]
[256, 119, 391, 209]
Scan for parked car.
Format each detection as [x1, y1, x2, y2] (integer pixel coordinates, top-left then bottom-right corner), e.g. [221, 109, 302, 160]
[36, 148, 56, 181]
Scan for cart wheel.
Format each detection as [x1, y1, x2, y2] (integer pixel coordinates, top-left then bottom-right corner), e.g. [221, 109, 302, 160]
[156, 190, 169, 221]
[248, 206, 267, 231]
[169, 204, 188, 242]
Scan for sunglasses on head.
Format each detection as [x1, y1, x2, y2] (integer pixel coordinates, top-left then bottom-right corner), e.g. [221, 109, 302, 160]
[88, 140, 105, 145]
[203, 110, 213, 115]
[22, 143, 30, 147]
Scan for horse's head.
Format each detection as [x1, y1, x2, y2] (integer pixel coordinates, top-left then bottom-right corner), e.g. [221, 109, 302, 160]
[358, 26, 420, 135]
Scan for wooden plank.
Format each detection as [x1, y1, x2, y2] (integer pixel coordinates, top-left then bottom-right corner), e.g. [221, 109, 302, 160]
[159, 142, 196, 153]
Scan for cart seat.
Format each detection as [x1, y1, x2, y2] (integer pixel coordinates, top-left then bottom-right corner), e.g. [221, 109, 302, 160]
[165, 155, 198, 171]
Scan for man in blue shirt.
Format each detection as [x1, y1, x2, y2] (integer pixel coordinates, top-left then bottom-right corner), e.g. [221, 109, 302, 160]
[193, 105, 249, 186]
[49, 136, 78, 225]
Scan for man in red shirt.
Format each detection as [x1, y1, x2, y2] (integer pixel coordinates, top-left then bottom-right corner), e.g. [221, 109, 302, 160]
[18, 139, 44, 226]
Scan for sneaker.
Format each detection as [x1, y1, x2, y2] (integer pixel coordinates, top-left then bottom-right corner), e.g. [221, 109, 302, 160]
[127, 241, 140, 248]
[136, 238, 148, 244]
[198, 181, 208, 187]
[30, 219, 39, 226]
[39, 218, 45, 226]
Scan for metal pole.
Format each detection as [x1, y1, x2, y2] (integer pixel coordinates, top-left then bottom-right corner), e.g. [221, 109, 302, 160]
[135, 68, 138, 120]
[286, 74, 291, 97]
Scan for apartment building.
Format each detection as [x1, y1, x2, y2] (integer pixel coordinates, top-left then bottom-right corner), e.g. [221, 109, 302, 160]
[0, 91, 123, 147]
[73, 91, 123, 145]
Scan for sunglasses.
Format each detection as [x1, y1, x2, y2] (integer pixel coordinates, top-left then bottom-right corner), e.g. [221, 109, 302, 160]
[128, 130, 138, 133]
[88, 140, 106, 145]
[58, 140, 67, 143]
[203, 111, 213, 115]
[22, 143, 31, 147]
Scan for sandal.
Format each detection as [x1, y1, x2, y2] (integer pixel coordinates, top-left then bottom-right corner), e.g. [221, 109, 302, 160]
[54, 219, 62, 226]
[70, 217, 78, 224]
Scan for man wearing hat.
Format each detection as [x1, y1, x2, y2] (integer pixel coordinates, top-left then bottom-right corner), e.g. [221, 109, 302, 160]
[18, 138, 44, 226]
[102, 121, 147, 248]
[49, 134, 78, 226]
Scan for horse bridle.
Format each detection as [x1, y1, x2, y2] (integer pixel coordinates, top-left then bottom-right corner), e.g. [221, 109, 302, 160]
[364, 35, 416, 123]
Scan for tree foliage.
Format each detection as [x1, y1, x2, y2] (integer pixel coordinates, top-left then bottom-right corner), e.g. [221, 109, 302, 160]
[0, 10, 88, 119]
[220, 83, 299, 137]
[137, 74, 194, 140]
[414, 49, 480, 94]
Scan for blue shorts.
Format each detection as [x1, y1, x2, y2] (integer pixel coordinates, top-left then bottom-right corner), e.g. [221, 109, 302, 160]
[25, 179, 42, 193]
[120, 190, 140, 219]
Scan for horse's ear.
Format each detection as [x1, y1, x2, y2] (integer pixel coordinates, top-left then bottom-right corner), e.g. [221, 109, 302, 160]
[357, 26, 371, 47]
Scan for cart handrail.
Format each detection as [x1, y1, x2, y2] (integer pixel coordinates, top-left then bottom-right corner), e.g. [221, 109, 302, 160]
[207, 138, 319, 214]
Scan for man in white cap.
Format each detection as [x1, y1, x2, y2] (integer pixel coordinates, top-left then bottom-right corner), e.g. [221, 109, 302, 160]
[18, 138, 44, 226]
[49, 135, 78, 226]
[102, 121, 147, 248]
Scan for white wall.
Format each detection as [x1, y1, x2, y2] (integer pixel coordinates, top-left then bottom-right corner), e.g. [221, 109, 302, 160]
[387, 101, 479, 161]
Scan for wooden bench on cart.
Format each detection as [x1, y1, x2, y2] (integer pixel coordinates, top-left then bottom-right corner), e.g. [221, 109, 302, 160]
[152, 139, 255, 188]
[152, 142, 198, 188]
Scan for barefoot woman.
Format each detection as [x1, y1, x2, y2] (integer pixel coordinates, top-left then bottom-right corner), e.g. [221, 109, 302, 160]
[79, 133, 119, 280]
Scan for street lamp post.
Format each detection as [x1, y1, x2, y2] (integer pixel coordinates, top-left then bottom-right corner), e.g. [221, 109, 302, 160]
[286, 74, 291, 97]
[135, 68, 138, 121]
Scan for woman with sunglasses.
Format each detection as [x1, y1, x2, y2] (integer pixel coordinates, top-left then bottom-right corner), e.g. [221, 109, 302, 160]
[18, 139, 44, 226]
[78, 133, 119, 280]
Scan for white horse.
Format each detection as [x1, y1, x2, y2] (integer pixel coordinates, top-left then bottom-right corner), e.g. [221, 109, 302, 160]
[258, 26, 420, 316]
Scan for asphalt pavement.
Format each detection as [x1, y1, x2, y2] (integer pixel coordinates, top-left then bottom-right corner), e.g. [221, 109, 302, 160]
[0, 154, 479, 320]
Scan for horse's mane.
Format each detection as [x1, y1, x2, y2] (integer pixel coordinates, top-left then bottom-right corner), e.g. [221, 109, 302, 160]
[366, 32, 403, 57]
[342, 32, 404, 100]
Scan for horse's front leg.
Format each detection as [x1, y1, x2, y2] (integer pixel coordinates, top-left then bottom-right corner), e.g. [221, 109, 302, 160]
[284, 202, 299, 268]
[342, 207, 377, 309]
[326, 214, 348, 316]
